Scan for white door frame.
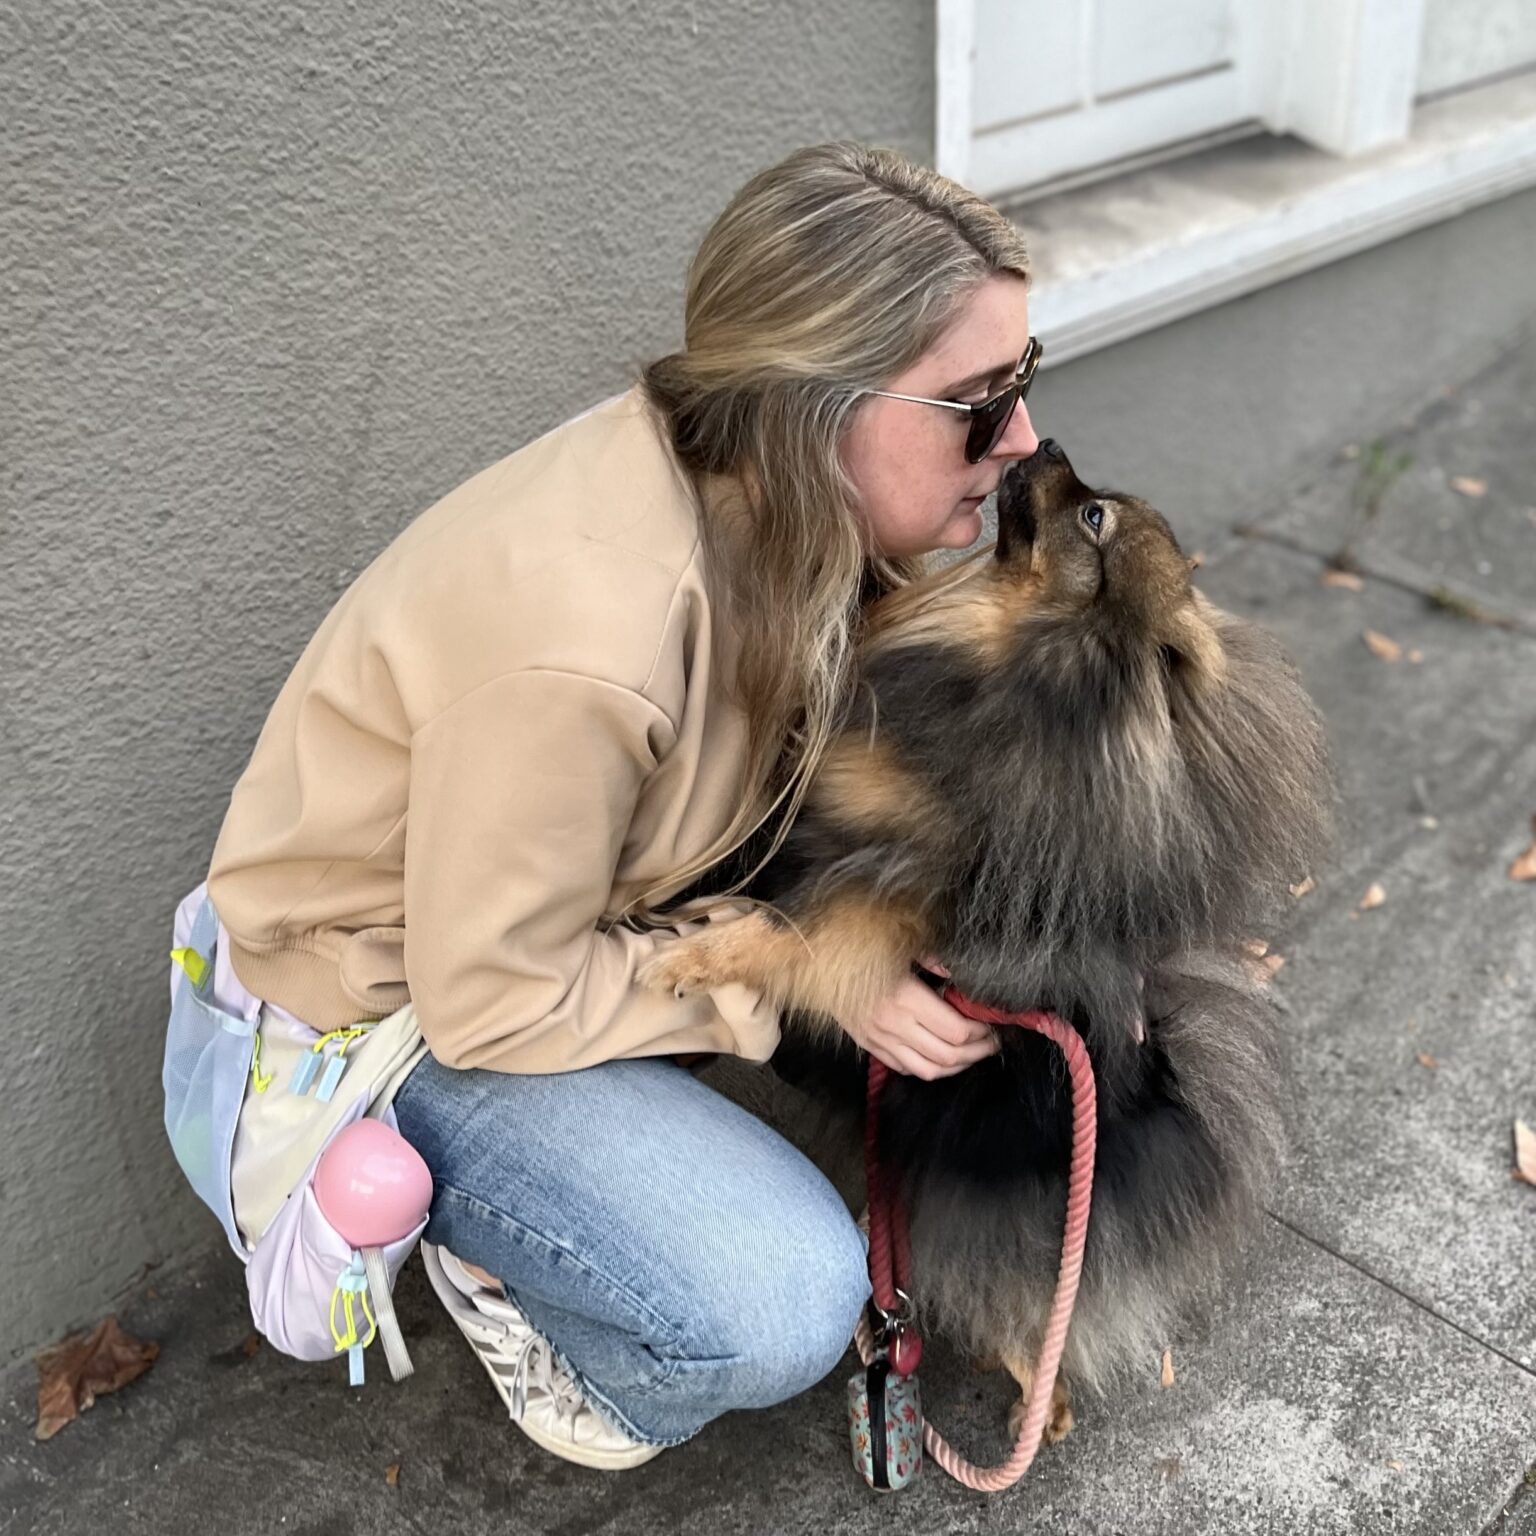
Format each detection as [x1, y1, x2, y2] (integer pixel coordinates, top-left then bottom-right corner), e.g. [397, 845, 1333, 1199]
[936, 0, 1432, 196]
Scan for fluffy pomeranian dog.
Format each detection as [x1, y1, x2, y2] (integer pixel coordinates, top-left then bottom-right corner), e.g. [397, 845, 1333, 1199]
[637, 438, 1336, 1442]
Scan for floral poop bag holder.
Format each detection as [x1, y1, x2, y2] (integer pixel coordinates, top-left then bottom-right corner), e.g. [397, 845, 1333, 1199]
[160, 881, 432, 1387]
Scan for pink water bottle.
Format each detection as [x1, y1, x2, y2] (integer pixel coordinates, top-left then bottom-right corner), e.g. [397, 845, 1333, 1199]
[314, 1119, 432, 1246]
[313, 1120, 433, 1386]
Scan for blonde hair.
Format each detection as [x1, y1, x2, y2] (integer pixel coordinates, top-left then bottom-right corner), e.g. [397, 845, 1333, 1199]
[611, 140, 1031, 931]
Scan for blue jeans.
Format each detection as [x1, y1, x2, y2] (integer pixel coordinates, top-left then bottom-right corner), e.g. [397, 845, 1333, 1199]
[391, 1052, 870, 1447]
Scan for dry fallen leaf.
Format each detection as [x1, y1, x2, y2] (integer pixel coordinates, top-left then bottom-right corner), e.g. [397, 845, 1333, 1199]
[1415, 1052, 1439, 1071]
[1450, 476, 1487, 498]
[1359, 883, 1386, 911]
[385, 1463, 401, 1488]
[1322, 569, 1364, 591]
[1290, 876, 1316, 898]
[1515, 1120, 1536, 1186]
[1157, 1454, 1183, 1483]
[1363, 630, 1403, 662]
[1510, 817, 1536, 882]
[241, 1333, 262, 1358]
[35, 1316, 159, 1441]
[1386, 1458, 1405, 1472]
[1262, 954, 1286, 977]
[1160, 1348, 1175, 1388]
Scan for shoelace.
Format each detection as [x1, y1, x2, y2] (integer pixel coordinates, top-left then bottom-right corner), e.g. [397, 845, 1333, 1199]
[449, 1259, 592, 1432]
[506, 1327, 587, 1427]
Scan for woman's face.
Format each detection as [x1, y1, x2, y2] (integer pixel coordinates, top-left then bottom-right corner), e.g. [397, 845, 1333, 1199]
[842, 273, 1040, 560]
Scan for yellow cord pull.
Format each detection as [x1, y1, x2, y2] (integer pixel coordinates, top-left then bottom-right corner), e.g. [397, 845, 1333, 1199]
[330, 1253, 376, 1386]
[250, 1029, 274, 1094]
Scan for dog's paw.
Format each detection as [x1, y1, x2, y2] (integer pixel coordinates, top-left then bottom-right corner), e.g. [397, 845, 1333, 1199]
[1043, 1393, 1075, 1445]
[635, 938, 720, 997]
[1007, 1378, 1074, 1446]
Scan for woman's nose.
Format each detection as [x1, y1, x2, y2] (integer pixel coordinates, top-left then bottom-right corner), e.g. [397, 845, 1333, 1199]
[994, 402, 1039, 461]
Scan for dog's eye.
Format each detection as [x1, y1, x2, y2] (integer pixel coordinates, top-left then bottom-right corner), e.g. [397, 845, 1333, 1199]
[1082, 504, 1105, 532]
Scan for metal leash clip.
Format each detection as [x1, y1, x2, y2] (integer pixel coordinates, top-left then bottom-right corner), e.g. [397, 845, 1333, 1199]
[871, 1286, 914, 1333]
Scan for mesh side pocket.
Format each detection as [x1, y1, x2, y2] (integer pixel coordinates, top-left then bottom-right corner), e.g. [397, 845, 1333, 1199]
[161, 895, 254, 1257]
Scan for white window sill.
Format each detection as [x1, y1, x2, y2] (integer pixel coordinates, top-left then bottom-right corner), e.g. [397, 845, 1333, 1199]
[1009, 70, 1536, 366]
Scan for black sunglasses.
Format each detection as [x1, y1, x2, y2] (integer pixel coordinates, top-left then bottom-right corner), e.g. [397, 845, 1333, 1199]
[862, 336, 1043, 463]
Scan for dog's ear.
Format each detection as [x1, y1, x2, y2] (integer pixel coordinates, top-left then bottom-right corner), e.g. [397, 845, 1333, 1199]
[1160, 590, 1228, 691]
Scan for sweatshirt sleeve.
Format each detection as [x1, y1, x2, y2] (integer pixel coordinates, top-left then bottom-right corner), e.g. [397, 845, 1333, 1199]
[403, 668, 781, 1073]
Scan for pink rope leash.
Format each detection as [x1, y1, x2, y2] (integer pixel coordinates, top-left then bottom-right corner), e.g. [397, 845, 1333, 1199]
[857, 992, 1097, 1494]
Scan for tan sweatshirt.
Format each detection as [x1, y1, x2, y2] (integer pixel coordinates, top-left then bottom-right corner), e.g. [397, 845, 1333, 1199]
[207, 386, 781, 1073]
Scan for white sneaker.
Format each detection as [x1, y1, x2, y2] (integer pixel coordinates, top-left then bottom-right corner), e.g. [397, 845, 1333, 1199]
[419, 1241, 665, 1470]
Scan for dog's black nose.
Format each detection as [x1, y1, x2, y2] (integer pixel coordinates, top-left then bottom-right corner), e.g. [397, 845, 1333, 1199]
[1038, 438, 1065, 461]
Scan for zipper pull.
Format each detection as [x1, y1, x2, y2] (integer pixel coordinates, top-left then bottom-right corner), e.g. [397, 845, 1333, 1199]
[316, 1028, 367, 1104]
[289, 1037, 326, 1096]
[291, 1028, 351, 1096]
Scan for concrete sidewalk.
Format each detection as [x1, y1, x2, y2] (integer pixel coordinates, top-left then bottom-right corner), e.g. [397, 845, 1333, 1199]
[4, 334, 1535, 1536]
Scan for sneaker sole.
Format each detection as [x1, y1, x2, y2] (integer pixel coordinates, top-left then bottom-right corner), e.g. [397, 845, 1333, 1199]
[421, 1245, 665, 1471]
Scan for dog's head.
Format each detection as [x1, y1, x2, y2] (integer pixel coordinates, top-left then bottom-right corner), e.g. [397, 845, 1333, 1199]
[853, 439, 1335, 1017]
[995, 439, 1226, 691]
[948, 439, 1333, 997]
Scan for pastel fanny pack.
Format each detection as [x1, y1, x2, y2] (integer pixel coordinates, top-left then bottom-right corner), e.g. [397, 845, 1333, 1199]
[161, 880, 432, 1387]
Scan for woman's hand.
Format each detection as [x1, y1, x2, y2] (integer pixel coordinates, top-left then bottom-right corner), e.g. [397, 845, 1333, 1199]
[835, 955, 999, 1081]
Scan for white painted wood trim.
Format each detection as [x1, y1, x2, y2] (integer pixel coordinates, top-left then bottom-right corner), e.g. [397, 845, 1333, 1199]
[1262, 0, 1430, 156]
[1019, 72, 1536, 365]
[934, 0, 975, 185]
[967, 64, 1254, 198]
[945, 0, 1268, 201]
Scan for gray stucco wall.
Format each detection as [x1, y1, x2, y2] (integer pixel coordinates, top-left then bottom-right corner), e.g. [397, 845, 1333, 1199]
[2, 0, 936, 1364]
[4, 0, 1534, 1366]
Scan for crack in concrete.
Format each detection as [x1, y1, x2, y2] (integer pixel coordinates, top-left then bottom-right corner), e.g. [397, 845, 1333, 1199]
[1477, 1459, 1536, 1536]
[1264, 1209, 1536, 1383]
[1239, 528, 1536, 640]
